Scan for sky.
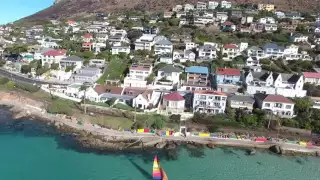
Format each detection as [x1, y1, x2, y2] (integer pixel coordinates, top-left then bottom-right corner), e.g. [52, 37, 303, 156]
[0, 0, 54, 24]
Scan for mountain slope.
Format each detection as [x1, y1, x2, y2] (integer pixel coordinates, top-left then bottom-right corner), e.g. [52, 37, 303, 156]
[22, 0, 320, 21]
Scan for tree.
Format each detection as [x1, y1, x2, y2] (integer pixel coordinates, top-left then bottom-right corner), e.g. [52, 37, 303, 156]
[6, 81, 15, 89]
[20, 65, 31, 74]
[225, 107, 235, 121]
[0, 60, 6, 67]
[294, 97, 312, 114]
[127, 30, 143, 42]
[146, 73, 155, 84]
[50, 63, 59, 70]
[151, 115, 166, 129]
[179, 73, 187, 80]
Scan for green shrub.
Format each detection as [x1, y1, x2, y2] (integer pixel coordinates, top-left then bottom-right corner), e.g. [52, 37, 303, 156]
[0, 77, 9, 85]
[15, 83, 39, 92]
[6, 81, 15, 89]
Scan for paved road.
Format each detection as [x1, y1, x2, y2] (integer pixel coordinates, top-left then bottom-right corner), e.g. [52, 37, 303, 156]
[0, 68, 70, 86]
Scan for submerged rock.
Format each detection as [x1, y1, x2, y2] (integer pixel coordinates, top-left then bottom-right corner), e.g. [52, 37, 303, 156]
[207, 143, 215, 149]
[246, 149, 256, 155]
[269, 145, 282, 154]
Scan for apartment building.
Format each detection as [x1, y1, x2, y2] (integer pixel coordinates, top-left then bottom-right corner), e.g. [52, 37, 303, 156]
[228, 95, 255, 111]
[124, 64, 153, 88]
[134, 34, 156, 51]
[154, 39, 173, 55]
[184, 66, 210, 91]
[193, 90, 227, 114]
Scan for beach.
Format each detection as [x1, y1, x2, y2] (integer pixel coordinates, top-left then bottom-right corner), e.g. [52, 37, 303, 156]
[0, 91, 319, 156]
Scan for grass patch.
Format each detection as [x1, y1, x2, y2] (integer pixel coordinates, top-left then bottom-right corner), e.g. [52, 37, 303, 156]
[86, 115, 133, 130]
[96, 56, 128, 84]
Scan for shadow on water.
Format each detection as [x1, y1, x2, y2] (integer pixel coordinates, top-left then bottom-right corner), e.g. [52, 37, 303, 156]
[128, 159, 153, 179]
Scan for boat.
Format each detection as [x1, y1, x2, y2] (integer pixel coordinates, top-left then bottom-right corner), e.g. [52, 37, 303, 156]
[160, 168, 168, 180]
[153, 156, 162, 180]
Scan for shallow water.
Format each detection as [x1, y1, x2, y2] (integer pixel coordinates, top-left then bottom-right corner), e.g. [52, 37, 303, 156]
[0, 108, 319, 180]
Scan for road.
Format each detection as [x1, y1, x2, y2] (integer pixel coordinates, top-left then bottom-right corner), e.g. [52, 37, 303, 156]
[0, 68, 70, 86]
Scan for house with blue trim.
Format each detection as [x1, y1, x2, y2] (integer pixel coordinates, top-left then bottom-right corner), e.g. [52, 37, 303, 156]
[183, 66, 211, 91]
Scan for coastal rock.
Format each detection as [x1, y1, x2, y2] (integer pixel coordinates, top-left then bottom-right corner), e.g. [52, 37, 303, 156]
[165, 141, 177, 150]
[316, 151, 320, 157]
[207, 143, 215, 149]
[155, 142, 166, 149]
[269, 145, 282, 154]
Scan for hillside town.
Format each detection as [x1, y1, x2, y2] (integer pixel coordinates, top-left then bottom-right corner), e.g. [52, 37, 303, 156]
[2, 1, 320, 134]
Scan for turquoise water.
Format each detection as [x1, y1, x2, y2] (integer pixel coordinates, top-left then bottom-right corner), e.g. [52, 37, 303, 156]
[0, 109, 320, 180]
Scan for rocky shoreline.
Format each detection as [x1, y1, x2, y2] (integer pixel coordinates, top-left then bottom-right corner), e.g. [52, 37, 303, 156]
[1, 91, 320, 157]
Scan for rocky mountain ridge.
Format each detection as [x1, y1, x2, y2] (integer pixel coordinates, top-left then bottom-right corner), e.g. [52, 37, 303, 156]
[22, 0, 320, 22]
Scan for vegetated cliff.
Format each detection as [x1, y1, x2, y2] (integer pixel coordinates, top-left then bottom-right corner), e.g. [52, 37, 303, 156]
[22, 0, 320, 21]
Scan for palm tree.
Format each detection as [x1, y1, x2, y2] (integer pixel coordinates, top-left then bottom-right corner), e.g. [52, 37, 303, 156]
[80, 82, 92, 114]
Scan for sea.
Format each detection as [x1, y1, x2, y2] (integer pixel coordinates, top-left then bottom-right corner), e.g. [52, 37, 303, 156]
[0, 108, 320, 180]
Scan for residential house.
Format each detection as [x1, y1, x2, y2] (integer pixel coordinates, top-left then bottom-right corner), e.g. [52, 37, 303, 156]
[60, 55, 84, 71]
[208, 1, 219, 9]
[244, 71, 306, 97]
[216, 12, 229, 23]
[196, 2, 207, 10]
[183, 66, 210, 91]
[164, 12, 174, 19]
[303, 72, 320, 85]
[94, 85, 124, 102]
[228, 95, 255, 111]
[251, 23, 264, 33]
[264, 24, 278, 32]
[254, 94, 295, 118]
[246, 46, 264, 57]
[220, 1, 232, 8]
[193, 90, 227, 114]
[222, 44, 239, 61]
[258, 4, 275, 11]
[82, 42, 93, 51]
[111, 46, 130, 55]
[246, 57, 260, 67]
[154, 39, 173, 55]
[231, 11, 243, 19]
[184, 4, 195, 12]
[221, 21, 236, 32]
[215, 68, 241, 93]
[172, 5, 183, 12]
[73, 67, 102, 83]
[275, 11, 286, 19]
[108, 33, 129, 44]
[41, 49, 67, 66]
[194, 17, 215, 26]
[259, 17, 276, 24]
[82, 33, 93, 43]
[124, 64, 153, 88]
[263, 43, 285, 59]
[285, 12, 302, 20]
[155, 65, 182, 90]
[134, 34, 156, 51]
[89, 59, 105, 68]
[132, 89, 160, 109]
[290, 34, 309, 43]
[183, 50, 196, 62]
[121, 87, 148, 106]
[162, 93, 185, 114]
[198, 44, 216, 60]
[186, 42, 198, 50]
[96, 33, 108, 43]
[109, 29, 127, 36]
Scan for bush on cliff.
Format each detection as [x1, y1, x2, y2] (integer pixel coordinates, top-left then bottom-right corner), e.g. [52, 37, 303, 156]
[47, 100, 73, 116]
[15, 82, 39, 92]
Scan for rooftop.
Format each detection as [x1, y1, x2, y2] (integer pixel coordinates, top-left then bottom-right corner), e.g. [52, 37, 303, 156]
[216, 68, 241, 76]
[159, 65, 182, 73]
[94, 85, 123, 95]
[163, 92, 185, 101]
[186, 66, 209, 74]
[194, 90, 227, 96]
[42, 50, 66, 56]
[61, 55, 83, 62]
[303, 72, 320, 79]
[263, 94, 294, 104]
[224, 44, 238, 49]
[130, 64, 152, 71]
[229, 95, 255, 103]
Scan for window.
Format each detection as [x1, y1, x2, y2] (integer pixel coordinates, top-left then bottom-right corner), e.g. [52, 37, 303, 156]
[274, 103, 282, 108]
[215, 96, 221, 101]
[222, 97, 226, 101]
[285, 105, 292, 109]
[265, 103, 270, 107]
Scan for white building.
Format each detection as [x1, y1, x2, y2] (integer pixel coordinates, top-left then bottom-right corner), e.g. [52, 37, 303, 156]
[41, 50, 67, 66]
[111, 46, 130, 55]
[60, 55, 83, 71]
[162, 93, 185, 114]
[124, 64, 153, 88]
[154, 39, 173, 55]
[255, 94, 295, 118]
[208, 1, 219, 9]
[196, 2, 207, 10]
[290, 34, 309, 43]
[244, 71, 306, 98]
[184, 4, 195, 12]
[222, 44, 240, 61]
[198, 44, 217, 59]
[259, 17, 276, 24]
[193, 90, 227, 114]
[156, 65, 182, 84]
[220, 1, 232, 8]
[134, 34, 156, 51]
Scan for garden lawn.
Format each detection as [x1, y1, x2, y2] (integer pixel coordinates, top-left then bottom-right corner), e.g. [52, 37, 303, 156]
[96, 56, 128, 84]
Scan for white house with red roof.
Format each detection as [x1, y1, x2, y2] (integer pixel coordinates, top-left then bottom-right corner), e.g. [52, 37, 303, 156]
[193, 90, 227, 114]
[222, 44, 240, 61]
[82, 33, 93, 43]
[254, 94, 295, 118]
[66, 20, 78, 27]
[41, 49, 67, 66]
[303, 72, 320, 85]
[162, 92, 185, 114]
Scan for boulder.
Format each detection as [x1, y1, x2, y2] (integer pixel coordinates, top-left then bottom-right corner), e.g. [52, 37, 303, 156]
[269, 145, 281, 154]
[207, 143, 215, 149]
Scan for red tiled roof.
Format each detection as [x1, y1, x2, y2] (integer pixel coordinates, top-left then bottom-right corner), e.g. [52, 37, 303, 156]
[303, 72, 320, 79]
[163, 92, 184, 101]
[130, 64, 152, 71]
[122, 87, 146, 97]
[67, 20, 76, 24]
[216, 68, 241, 76]
[223, 21, 233, 25]
[42, 50, 66, 56]
[223, 44, 238, 49]
[264, 95, 294, 104]
[82, 33, 93, 38]
[194, 90, 227, 96]
[94, 85, 123, 95]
